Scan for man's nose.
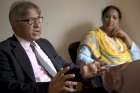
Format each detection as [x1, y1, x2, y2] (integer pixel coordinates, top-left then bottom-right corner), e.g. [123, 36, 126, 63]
[33, 21, 40, 28]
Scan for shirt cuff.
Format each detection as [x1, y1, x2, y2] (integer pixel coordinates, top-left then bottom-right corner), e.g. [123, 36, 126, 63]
[130, 42, 139, 52]
[130, 42, 140, 61]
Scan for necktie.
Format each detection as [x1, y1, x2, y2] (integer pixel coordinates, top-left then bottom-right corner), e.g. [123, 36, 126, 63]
[30, 41, 57, 77]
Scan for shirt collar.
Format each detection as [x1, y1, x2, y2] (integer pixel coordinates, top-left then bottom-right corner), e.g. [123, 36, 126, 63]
[15, 34, 31, 50]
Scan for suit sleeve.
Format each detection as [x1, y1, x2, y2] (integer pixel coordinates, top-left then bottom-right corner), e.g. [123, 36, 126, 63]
[0, 46, 49, 93]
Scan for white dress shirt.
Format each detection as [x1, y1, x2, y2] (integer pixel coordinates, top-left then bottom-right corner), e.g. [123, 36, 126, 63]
[15, 35, 56, 82]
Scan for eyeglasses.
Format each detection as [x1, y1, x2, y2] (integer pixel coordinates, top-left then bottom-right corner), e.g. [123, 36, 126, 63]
[16, 16, 43, 25]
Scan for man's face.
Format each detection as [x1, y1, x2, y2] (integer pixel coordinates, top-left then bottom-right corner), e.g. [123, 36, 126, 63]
[13, 8, 43, 41]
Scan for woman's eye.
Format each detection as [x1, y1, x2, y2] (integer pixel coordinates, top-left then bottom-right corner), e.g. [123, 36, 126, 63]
[113, 16, 118, 20]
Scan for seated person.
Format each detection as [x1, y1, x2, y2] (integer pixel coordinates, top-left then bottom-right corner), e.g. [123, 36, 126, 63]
[76, 5, 140, 90]
[0, 1, 82, 93]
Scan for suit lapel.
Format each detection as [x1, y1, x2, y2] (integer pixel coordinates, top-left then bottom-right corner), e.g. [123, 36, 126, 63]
[10, 36, 35, 81]
[36, 40, 59, 71]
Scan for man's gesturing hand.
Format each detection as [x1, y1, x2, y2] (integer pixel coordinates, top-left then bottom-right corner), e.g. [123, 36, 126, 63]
[48, 66, 78, 93]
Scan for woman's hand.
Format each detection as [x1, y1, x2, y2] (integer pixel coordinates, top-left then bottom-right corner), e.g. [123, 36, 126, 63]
[108, 27, 133, 49]
[48, 66, 78, 93]
[80, 62, 99, 79]
[102, 65, 124, 93]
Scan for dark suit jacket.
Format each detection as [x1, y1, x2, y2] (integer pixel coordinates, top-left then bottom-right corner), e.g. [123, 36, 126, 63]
[0, 35, 73, 93]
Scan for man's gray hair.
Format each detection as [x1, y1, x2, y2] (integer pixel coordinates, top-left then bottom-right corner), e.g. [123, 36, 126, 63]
[9, 1, 41, 25]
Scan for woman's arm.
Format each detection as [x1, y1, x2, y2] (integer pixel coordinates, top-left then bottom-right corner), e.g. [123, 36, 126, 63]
[108, 27, 140, 61]
[77, 45, 94, 65]
[130, 42, 140, 61]
[107, 27, 133, 49]
[77, 45, 100, 79]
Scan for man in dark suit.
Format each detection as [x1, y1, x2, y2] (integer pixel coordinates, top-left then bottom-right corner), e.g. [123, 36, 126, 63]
[0, 1, 79, 93]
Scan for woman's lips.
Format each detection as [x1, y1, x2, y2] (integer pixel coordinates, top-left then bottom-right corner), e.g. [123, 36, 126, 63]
[106, 22, 113, 27]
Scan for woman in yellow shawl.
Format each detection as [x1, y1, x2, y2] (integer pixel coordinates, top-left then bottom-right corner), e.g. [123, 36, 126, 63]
[77, 5, 140, 91]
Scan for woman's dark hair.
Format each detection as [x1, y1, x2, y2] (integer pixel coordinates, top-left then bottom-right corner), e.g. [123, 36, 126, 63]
[102, 5, 122, 20]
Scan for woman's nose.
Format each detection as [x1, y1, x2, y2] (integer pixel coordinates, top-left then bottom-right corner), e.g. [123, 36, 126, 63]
[109, 17, 114, 22]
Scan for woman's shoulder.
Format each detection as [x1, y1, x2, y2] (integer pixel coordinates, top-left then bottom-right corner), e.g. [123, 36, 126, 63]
[85, 27, 100, 35]
[88, 27, 102, 32]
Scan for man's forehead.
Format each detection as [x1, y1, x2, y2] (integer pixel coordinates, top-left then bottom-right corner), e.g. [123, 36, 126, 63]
[18, 8, 40, 18]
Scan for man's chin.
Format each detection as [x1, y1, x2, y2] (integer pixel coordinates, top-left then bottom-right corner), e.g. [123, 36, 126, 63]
[30, 36, 41, 41]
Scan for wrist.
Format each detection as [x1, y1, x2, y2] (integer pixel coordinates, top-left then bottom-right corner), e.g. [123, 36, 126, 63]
[48, 83, 57, 93]
[123, 35, 133, 49]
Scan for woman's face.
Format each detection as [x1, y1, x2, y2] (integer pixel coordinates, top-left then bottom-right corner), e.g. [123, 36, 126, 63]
[102, 8, 120, 32]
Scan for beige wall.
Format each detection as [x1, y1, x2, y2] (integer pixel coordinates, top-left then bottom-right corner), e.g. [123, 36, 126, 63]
[111, 0, 140, 45]
[0, 0, 140, 92]
[0, 0, 139, 62]
[32, 0, 140, 62]
[32, 0, 108, 62]
[1, 0, 139, 62]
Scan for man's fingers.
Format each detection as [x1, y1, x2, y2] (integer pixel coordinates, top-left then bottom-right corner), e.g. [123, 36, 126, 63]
[63, 86, 77, 92]
[63, 74, 75, 81]
[57, 66, 70, 77]
[60, 66, 70, 74]
[65, 81, 78, 86]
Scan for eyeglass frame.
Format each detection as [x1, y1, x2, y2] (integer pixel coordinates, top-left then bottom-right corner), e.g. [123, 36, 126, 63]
[16, 16, 43, 25]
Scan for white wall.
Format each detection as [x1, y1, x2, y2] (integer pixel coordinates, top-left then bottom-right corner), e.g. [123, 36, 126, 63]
[31, 0, 109, 62]
[1, 0, 139, 62]
[0, 0, 140, 92]
[0, 0, 15, 41]
[0, 0, 109, 62]
[110, 0, 140, 46]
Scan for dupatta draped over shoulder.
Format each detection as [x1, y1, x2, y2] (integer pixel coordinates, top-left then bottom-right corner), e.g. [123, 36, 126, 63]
[80, 28, 132, 65]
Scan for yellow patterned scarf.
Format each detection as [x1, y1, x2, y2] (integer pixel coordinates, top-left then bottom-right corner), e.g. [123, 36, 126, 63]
[81, 28, 132, 65]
